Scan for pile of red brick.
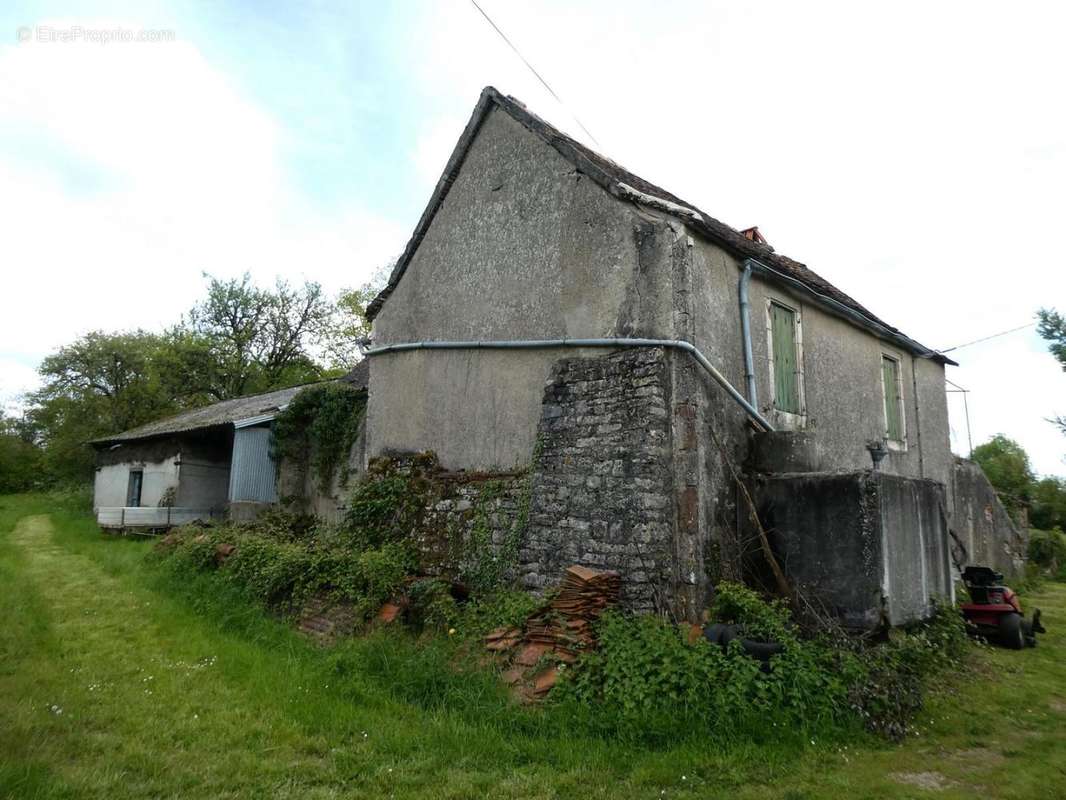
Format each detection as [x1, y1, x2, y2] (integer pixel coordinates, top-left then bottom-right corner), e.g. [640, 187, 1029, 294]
[484, 565, 621, 699]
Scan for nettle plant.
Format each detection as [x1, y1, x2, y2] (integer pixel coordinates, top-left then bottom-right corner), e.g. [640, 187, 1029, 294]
[555, 582, 970, 743]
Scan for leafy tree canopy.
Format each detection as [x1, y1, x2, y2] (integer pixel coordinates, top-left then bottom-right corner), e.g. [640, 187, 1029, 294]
[163, 273, 335, 402]
[971, 434, 1034, 516]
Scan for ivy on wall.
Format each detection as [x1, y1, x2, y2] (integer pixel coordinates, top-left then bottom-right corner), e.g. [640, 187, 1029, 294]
[272, 383, 367, 494]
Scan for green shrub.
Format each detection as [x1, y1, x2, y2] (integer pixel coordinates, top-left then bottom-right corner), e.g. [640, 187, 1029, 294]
[556, 590, 970, 744]
[154, 522, 414, 619]
[711, 581, 796, 642]
[407, 578, 460, 631]
[223, 535, 312, 605]
[344, 473, 429, 549]
[846, 599, 968, 739]
[1029, 528, 1066, 577]
[460, 590, 544, 636]
[272, 383, 367, 493]
[556, 610, 850, 743]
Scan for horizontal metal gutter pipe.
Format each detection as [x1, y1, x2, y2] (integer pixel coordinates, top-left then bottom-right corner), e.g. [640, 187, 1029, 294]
[364, 337, 775, 432]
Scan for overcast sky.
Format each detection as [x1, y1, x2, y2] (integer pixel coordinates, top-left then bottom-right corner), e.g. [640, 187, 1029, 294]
[1, 1, 1063, 474]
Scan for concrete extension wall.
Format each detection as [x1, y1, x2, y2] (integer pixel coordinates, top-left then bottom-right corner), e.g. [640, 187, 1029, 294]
[755, 471, 952, 629]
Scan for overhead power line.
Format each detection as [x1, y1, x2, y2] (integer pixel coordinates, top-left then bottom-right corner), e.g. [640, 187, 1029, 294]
[937, 322, 1035, 355]
[468, 0, 601, 147]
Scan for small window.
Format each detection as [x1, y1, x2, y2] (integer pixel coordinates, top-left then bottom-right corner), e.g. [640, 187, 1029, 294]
[126, 469, 143, 507]
[881, 355, 904, 442]
[769, 301, 802, 414]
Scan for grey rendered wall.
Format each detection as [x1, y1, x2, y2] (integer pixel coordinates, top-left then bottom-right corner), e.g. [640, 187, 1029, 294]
[685, 236, 952, 489]
[176, 459, 230, 509]
[368, 107, 676, 471]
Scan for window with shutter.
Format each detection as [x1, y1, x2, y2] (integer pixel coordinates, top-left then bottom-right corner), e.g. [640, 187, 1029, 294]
[770, 302, 801, 414]
[882, 355, 904, 442]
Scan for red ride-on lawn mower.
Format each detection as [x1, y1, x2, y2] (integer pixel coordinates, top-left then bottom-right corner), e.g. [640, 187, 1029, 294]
[960, 566, 1046, 649]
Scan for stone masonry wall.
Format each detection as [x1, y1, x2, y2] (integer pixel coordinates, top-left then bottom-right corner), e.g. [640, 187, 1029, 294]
[951, 456, 1027, 578]
[520, 347, 676, 612]
[415, 471, 529, 580]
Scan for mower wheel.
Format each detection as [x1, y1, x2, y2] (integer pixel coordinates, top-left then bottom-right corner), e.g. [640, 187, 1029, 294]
[999, 612, 1026, 650]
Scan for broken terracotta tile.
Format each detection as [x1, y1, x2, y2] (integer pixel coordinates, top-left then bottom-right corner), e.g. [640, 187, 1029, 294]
[501, 666, 526, 685]
[515, 642, 550, 666]
[687, 623, 704, 645]
[532, 666, 559, 694]
[375, 602, 402, 624]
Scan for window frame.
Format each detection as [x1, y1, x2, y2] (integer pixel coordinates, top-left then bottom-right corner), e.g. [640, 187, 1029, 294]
[126, 468, 144, 507]
[765, 297, 807, 428]
[879, 351, 907, 451]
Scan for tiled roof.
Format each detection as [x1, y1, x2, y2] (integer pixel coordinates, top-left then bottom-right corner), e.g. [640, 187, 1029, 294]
[368, 87, 951, 365]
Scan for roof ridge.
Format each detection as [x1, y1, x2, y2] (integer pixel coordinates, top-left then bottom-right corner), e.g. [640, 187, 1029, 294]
[367, 87, 950, 365]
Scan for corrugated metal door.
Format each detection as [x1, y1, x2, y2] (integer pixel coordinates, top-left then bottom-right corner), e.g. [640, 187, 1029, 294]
[228, 425, 278, 503]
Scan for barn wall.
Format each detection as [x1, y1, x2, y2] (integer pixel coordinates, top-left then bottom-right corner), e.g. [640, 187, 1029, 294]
[93, 457, 179, 509]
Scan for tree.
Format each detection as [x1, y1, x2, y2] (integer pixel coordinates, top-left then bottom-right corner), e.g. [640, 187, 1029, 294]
[1037, 308, 1066, 436]
[324, 262, 393, 370]
[164, 273, 334, 401]
[1030, 476, 1066, 531]
[26, 331, 176, 483]
[971, 434, 1034, 520]
[0, 410, 43, 493]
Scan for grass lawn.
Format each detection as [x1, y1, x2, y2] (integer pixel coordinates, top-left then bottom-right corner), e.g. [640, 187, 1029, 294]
[1, 492, 1064, 799]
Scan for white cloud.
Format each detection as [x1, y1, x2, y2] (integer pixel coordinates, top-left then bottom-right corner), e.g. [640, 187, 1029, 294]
[0, 21, 407, 407]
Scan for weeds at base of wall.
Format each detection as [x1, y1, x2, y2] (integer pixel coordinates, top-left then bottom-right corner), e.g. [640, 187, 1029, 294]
[456, 439, 539, 595]
[556, 583, 971, 744]
[148, 528, 974, 748]
[149, 448, 971, 746]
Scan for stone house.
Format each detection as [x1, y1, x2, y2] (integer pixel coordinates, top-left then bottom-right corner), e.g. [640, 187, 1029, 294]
[362, 87, 1020, 628]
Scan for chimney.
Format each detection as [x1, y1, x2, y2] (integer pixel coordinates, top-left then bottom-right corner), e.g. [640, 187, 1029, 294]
[740, 226, 768, 245]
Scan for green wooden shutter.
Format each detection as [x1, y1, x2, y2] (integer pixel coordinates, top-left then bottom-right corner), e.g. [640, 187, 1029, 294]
[771, 303, 800, 413]
[882, 356, 903, 441]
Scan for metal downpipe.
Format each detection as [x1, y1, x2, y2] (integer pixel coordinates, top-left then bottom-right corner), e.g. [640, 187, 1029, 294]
[738, 260, 759, 408]
[364, 337, 774, 432]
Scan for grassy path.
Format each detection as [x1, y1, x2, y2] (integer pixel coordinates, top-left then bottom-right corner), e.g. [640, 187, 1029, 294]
[1, 494, 1065, 799]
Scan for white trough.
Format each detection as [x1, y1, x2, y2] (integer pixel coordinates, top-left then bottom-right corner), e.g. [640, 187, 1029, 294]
[96, 507, 223, 530]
